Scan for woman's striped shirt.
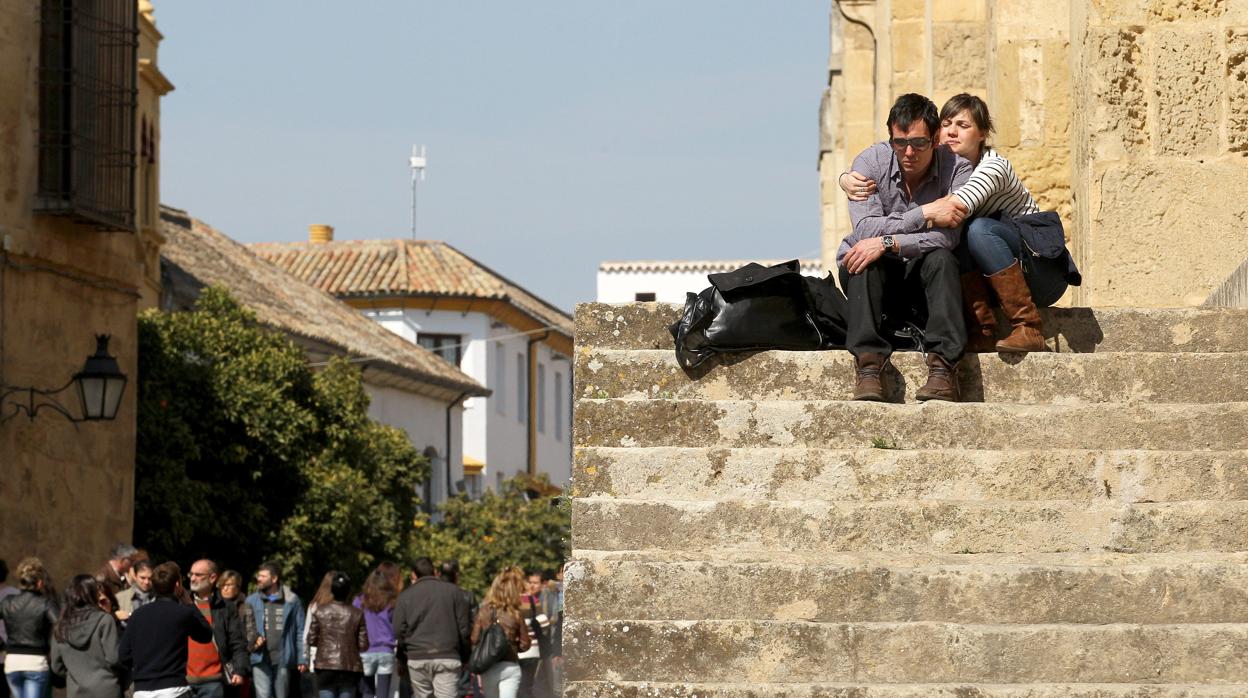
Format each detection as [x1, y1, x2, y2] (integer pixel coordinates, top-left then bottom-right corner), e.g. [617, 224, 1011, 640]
[952, 147, 1040, 217]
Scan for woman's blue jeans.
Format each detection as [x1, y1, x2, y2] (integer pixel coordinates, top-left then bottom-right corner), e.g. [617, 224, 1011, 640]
[5, 671, 50, 698]
[963, 216, 1068, 307]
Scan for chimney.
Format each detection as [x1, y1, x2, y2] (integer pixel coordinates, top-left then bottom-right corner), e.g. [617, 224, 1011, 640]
[308, 224, 334, 244]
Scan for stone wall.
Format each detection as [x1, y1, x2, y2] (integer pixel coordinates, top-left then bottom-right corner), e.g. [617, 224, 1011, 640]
[0, 1, 168, 585]
[1070, 0, 1248, 306]
[820, 0, 1248, 307]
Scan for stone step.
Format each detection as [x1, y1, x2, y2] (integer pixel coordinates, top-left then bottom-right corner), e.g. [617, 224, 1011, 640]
[566, 551, 1248, 624]
[573, 399, 1248, 451]
[573, 447, 1248, 502]
[576, 301, 1248, 353]
[564, 620, 1248, 684]
[564, 682, 1248, 697]
[577, 348, 1248, 404]
[572, 499, 1248, 554]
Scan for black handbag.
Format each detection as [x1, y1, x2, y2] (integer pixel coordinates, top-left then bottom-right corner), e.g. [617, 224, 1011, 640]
[468, 608, 512, 674]
[669, 260, 848, 369]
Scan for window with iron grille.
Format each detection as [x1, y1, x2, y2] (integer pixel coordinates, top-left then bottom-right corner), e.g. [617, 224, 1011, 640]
[37, 0, 139, 232]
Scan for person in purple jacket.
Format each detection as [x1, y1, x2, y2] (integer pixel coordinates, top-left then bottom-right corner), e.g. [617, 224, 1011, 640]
[352, 564, 401, 698]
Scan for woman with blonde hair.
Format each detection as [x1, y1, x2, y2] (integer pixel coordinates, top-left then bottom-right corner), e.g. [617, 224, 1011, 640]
[471, 567, 530, 698]
[0, 558, 59, 698]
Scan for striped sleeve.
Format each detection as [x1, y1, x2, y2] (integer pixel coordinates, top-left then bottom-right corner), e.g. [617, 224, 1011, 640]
[952, 149, 1041, 217]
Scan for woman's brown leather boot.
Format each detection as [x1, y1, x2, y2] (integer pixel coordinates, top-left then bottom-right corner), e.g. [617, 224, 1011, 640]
[960, 272, 998, 353]
[986, 260, 1047, 353]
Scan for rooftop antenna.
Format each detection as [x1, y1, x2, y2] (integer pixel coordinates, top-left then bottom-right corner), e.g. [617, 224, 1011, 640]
[409, 144, 427, 239]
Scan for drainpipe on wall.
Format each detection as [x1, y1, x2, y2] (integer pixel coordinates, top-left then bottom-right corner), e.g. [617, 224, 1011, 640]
[526, 331, 549, 479]
[446, 391, 469, 500]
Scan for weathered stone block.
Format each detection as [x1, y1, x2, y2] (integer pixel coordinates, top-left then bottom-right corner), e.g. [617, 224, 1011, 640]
[565, 620, 1248, 683]
[1154, 30, 1222, 156]
[1088, 162, 1248, 305]
[932, 0, 987, 23]
[932, 22, 987, 91]
[1149, 0, 1228, 22]
[996, 0, 1070, 40]
[573, 446, 1248, 503]
[891, 22, 928, 75]
[574, 302, 1248, 353]
[1008, 145, 1072, 224]
[1087, 28, 1149, 160]
[892, 0, 926, 22]
[1091, 0, 1150, 23]
[564, 683, 1248, 698]
[569, 553, 1248, 623]
[1043, 40, 1072, 144]
[1228, 29, 1248, 154]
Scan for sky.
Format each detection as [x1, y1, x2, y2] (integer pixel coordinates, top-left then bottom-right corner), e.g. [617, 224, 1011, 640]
[156, 2, 833, 311]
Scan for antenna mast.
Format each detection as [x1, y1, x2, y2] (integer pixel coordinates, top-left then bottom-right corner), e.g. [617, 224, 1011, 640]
[409, 144, 427, 239]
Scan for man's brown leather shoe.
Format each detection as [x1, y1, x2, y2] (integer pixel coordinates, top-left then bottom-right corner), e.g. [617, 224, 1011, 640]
[852, 352, 887, 401]
[961, 272, 998, 353]
[915, 353, 960, 402]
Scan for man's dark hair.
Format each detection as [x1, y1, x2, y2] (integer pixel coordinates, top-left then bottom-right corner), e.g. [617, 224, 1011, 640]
[151, 561, 181, 596]
[886, 93, 939, 139]
[133, 559, 154, 574]
[258, 560, 281, 580]
[439, 559, 460, 584]
[0, 559, 7, 584]
[413, 558, 436, 579]
[329, 571, 351, 602]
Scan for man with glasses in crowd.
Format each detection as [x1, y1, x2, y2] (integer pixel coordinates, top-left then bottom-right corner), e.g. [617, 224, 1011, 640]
[186, 560, 250, 698]
[836, 93, 973, 402]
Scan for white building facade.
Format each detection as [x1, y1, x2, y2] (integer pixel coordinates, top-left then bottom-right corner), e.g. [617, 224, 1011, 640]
[252, 233, 574, 496]
[361, 307, 573, 495]
[598, 259, 825, 303]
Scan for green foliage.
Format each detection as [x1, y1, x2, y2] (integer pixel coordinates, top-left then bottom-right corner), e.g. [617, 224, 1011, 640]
[136, 287, 427, 594]
[410, 477, 570, 598]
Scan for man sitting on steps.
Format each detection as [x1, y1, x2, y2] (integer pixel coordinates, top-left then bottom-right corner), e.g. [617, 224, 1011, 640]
[837, 93, 973, 402]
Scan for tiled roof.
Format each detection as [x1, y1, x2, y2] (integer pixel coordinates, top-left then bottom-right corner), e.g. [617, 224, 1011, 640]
[159, 207, 488, 400]
[250, 239, 574, 339]
[599, 259, 825, 274]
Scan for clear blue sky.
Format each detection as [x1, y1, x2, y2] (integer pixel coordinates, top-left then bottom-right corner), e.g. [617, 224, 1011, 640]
[157, 2, 832, 311]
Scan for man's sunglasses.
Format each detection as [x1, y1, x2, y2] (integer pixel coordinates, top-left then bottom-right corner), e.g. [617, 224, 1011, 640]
[890, 137, 933, 152]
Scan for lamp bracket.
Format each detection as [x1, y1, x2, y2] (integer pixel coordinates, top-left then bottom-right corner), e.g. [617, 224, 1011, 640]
[0, 379, 82, 428]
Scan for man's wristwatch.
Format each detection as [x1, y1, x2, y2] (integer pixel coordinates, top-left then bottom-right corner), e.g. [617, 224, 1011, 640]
[881, 236, 895, 254]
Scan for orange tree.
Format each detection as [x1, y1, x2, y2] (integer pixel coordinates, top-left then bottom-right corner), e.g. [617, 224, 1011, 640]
[410, 476, 569, 597]
[136, 287, 427, 594]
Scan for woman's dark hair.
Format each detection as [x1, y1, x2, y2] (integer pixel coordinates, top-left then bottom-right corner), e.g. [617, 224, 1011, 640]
[329, 572, 351, 603]
[886, 93, 940, 138]
[361, 566, 399, 613]
[54, 575, 102, 643]
[940, 93, 995, 136]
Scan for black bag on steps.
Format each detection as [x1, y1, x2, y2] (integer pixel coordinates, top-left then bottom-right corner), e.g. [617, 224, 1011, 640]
[669, 259, 848, 370]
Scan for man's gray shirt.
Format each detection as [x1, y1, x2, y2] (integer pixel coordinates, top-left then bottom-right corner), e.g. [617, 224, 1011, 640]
[836, 142, 972, 265]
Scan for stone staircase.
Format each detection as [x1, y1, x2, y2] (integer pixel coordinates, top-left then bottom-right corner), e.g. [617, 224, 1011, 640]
[565, 303, 1248, 697]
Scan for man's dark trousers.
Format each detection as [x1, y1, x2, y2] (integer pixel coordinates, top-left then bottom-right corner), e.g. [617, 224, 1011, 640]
[838, 248, 966, 363]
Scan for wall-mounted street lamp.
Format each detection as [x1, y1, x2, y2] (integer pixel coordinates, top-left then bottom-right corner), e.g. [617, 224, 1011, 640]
[1, 335, 128, 424]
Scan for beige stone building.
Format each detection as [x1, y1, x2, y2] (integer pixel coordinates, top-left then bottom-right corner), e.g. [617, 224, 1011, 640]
[0, 1, 171, 581]
[820, 0, 1248, 307]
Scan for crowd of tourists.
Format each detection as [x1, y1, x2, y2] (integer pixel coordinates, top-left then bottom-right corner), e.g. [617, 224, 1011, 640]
[0, 547, 564, 698]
